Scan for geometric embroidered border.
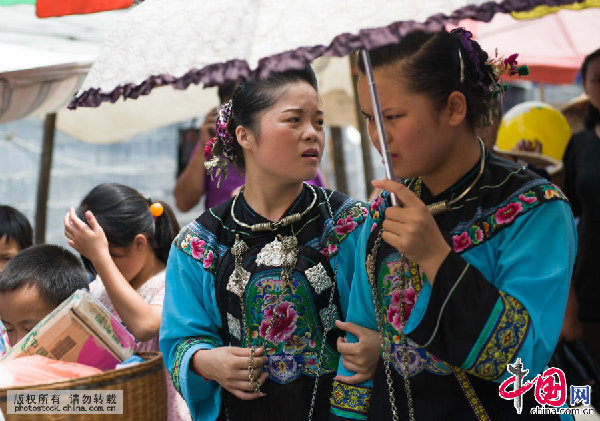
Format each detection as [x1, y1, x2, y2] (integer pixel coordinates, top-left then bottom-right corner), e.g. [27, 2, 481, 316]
[464, 292, 531, 380]
[330, 380, 371, 420]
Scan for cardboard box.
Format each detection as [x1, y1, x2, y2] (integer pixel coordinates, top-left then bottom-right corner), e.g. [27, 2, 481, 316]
[0, 289, 135, 371]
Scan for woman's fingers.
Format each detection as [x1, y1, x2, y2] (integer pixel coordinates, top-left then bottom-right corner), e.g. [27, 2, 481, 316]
[339, 358, 362, 374]
[334, 372, 370, 385]
[229, 389, 265, 400]
[85, 210, 101, 232]
[372, 179, 421, 208]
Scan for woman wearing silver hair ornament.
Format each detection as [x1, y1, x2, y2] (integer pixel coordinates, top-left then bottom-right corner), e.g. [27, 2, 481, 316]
[160, 66, 379, 421]
[330, 29, 576, 421]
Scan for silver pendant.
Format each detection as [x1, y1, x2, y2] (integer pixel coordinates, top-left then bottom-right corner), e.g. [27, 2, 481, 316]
[305, 263, 333, 294]
[227, 236, 250, 297]
[319, 304, 339, 331]
[227, 313, 241, 340]
[227, 266, 250, 297]
[256, 236, 298, 268]
[256, 237, 283, 266]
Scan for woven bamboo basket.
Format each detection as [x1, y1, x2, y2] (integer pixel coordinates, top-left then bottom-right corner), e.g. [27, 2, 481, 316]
[0, 352, 166, 421]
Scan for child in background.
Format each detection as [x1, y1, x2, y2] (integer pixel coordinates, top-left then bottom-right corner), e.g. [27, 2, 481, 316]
[0, 205, 33, 273]
[0, 244, 89, 349]
[63, 183, 190, 421]
[0, 205, 33, 357]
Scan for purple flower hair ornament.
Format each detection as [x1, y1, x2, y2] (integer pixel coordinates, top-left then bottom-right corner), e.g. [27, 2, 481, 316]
[204, 100, 237, 187]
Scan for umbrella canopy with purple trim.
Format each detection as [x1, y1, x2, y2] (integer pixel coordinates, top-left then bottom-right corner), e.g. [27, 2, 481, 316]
[69, 0, 586, 109]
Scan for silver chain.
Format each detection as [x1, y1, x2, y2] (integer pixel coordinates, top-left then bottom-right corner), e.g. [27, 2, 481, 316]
[306, 188, 338, 421]
[307, 265, 337, 421]
[366, 232, 415, 421]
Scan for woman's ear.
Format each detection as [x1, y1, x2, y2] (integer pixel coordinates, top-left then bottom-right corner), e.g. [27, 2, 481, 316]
[446, 91, 467, 127]
[235, 125, 254, 151]
[133, 234, 148, 251]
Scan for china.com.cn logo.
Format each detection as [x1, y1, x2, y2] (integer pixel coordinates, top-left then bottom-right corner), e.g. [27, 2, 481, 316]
[498, 358, 593, 415]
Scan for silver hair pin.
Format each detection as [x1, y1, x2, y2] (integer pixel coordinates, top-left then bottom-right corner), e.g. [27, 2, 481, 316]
[458, 49, 465, 83]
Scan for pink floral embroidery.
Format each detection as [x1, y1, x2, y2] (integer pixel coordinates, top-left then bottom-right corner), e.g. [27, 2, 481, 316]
[190, 237, 206, 259]
[453, 231, 472, 252]
[371, 222, 378, 233]
[474, 227, 484, 243]
[203, 137, 216, 159]
[387, 287, 417, 333]
[495, 202, 523, 225]
[320, 243, 338, 257]
[370, 195, 384, 211]
[259, 302, 298, 344]
[360, 206, 369, 217]
[334, 215, 357, 235]
[202, 250, 214, 269]
[519, 193, 537, 205]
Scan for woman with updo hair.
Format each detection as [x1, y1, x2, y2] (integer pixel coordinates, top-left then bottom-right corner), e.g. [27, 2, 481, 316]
[330, 29, 576, 420]
[160, 66, 379, 421]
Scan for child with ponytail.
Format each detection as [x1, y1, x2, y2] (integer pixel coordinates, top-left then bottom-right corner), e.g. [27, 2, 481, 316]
[64, 182, 190, 421]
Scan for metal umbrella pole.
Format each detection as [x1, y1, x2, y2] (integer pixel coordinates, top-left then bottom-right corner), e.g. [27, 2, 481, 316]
[360, 49, 401, 207]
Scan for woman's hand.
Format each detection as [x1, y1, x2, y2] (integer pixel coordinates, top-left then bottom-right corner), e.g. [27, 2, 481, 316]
[371, 179, 451, 283]
[194, 346, 269, 400]
[64, 207, 110, 265]
[334, 321, 380, 384]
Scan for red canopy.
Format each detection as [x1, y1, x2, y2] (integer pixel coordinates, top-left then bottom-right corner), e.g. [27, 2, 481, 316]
[450, 8, 600, 84]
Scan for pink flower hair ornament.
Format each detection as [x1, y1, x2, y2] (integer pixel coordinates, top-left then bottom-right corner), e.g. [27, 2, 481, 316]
[204, 100, 238, 188]
[487, 50, 529, 99]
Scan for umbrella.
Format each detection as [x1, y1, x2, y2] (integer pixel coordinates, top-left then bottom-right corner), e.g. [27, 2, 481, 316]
[57, 55, 357, 144]
[70, 0, 597, 201]
[449, 7, 600, 84]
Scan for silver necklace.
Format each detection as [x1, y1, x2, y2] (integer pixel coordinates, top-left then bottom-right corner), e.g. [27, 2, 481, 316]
[230, 183, 317, 232]
[426, 138, 486, 216]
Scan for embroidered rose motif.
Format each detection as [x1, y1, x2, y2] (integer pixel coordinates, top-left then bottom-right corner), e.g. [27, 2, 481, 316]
[370, 195, 384, 211]
[190, 237, 206, 259]
[334, 215, 358, 235]
[519, 193, 537, 205]
[453, 231, 472, 252]
[495, 202, 523, 225]
[320, 243, 338, 257]
[387, 287, 416, 333]
[202, 250, 214, 269]
[259, 302, 298, 344]
[360, 206, 369, 217]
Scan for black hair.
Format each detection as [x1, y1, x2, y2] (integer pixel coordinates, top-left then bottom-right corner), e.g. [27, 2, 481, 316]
[76, 183, 180, 273]
[227, 66, 319, 170]
[582, 48, 600, 130]
[0, 205, 33, 251]
[218, 82, 237, 104]
[0, 244, 88, 307]
[357, 29, 495, 129]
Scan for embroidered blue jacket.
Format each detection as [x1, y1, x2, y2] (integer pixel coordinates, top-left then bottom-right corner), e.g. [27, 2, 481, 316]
[330, 152, 577, 420]
[159, 185, 368, 421]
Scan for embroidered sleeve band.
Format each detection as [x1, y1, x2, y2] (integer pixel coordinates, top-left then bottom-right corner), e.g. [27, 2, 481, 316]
[330, 381, 371, 420]
[170, 336, 221, 394]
